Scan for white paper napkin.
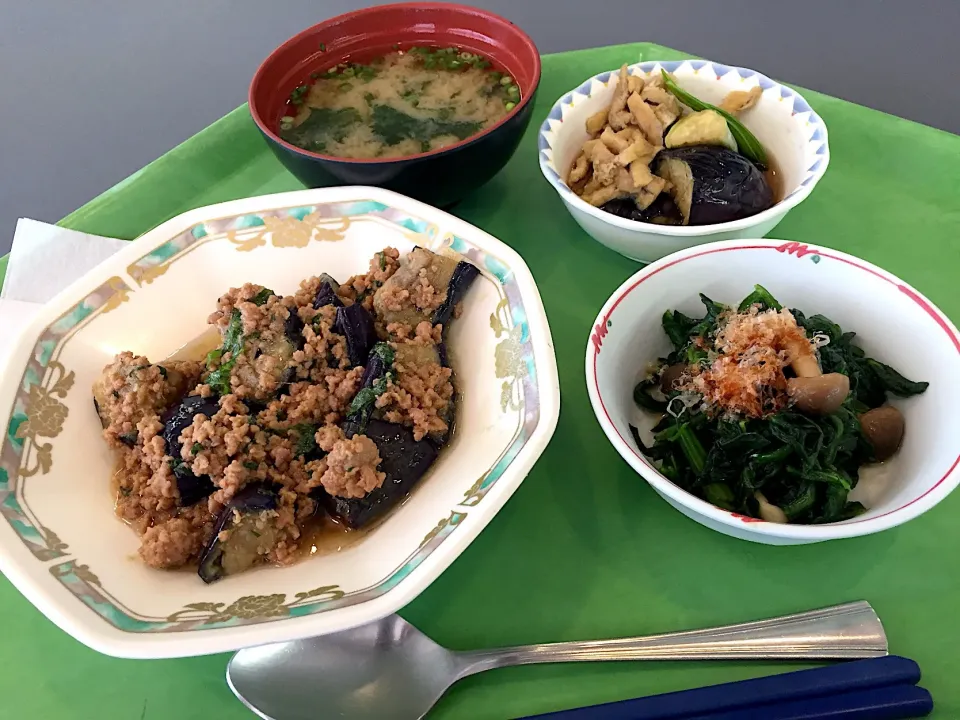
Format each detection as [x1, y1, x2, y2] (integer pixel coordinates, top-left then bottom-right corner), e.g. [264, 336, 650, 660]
[0, 218, 128, 365]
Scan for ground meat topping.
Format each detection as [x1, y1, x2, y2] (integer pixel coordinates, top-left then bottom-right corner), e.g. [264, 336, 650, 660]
[337, 247, 401, 311]
[290, 306, 350, 380]
[139, 517, 207, 569]
[317, 429, 386, 498]
[93, 352, 201, 448]
[386, 320, 443, 344]
[376, 323, 453, 441]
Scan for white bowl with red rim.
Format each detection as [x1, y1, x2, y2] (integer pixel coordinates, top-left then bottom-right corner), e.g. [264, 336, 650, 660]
[585, 238, 960, 544]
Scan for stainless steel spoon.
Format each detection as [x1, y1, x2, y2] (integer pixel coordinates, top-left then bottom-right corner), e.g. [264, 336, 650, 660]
[227, 601, 886, 720]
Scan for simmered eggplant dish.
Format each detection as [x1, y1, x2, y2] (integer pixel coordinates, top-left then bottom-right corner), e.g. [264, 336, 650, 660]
[567, 67, 778, 226]
[93, 247, 479, 583]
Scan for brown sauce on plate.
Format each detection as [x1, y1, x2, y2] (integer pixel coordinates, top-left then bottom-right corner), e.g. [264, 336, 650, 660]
[763, 152, 784, 204]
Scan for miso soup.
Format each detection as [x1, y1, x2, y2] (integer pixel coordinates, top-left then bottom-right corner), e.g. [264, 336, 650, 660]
[279, 47, 519, 159]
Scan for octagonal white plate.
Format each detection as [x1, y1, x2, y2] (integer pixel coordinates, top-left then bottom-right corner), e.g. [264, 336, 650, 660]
[0, 186, 559, 658]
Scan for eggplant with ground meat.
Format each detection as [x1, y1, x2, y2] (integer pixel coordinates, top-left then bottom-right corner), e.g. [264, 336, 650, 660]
[279, 311, 307, 386]
[392, 341, 455, 445]
[161, 395, 220, 506]
[92, 361, 194, 439]
[96, 245, 478, 582]
[206, 300, 304, 398]
[198, 482, 281, 583]
[335, 303, 377, 367]
[316, 419, 439, 529]
[654, 146, 774, 226]
[374, 248, 480, 329]
[243, 310, 304, 391]
[313, 275, 375, 366]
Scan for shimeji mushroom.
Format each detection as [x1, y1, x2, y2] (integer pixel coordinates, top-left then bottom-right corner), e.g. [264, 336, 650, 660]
[785, 337, 851, 415]
[860, 405, 906, 461]
[755, 491, 788, 524]
[786, 335, 906, 461]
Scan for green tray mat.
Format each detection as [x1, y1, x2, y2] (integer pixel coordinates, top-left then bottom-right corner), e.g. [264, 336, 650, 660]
[3, 42, 960, 719]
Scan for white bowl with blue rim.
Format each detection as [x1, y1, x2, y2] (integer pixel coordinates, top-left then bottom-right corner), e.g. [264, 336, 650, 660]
[0, 186, 559, 658]
[539, 60, 830, 264]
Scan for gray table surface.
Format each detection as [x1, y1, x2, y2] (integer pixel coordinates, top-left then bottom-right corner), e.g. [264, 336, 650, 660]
[2, 0, 958, 257]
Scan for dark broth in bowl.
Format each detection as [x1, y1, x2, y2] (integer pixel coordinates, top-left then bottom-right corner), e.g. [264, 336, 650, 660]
[279, 46, 519, 158]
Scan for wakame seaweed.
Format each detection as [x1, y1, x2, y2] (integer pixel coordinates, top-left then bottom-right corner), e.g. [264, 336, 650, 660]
[280, 107, 362, 151]
[633, 286, 928, 524]
[370, 104, 482, 147]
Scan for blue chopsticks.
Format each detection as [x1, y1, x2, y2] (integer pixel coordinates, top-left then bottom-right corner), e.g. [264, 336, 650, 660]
[518, 656, 933, 720]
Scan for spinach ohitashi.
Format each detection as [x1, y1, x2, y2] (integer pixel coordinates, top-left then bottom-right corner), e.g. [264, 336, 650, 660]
[632, 286, 928, 524]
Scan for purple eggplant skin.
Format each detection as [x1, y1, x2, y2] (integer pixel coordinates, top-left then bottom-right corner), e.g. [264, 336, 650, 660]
[432, 261, 480, 327]
[312, 279, 343, 310]
[278, 311, 306, 387]
[654, 145, 774, 226]
[198, 482, 280, 584]
[335, 303, 377, 367]
[343, 343, 393, 432]
[284, 311, 306, 350]
[161, 395, 220, 506]
[357, 347, 391, 390]
[316, 419, 438, 529]
[600, 194, 684, 225]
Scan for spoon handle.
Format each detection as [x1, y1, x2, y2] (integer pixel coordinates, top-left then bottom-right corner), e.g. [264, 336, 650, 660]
[458, 602, 886, 673]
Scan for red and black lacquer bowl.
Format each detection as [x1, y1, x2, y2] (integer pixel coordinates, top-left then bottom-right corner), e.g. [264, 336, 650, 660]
[249, 3, 541, 207]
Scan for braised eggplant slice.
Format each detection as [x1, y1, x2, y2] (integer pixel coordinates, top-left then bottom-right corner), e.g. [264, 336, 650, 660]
[344, 343, 395, 432]
[335, 303, 376, 367]
[373, 248, 480, 329]
[161, 395, 220, 506]
[392, 341, 453, 445]
[432, 260, 480, 327]
[209, 302, 305, 399]
[664, 109, 737, 152]
[393, 340, 443, 368]
[600, 194, 684, 226]
[317, 419, 438, 529]
[93, 398, 107, 430]
[654, 145, 774, 226]
[198, 482, 280, 584]
[313, 277, 343, 309]
[277, 311, 307, 386]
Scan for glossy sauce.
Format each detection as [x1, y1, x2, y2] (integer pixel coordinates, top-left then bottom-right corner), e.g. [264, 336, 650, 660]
[164, 327, 221, 363]
[762, 152, 784, 204]
[296, 514, 376, 559]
